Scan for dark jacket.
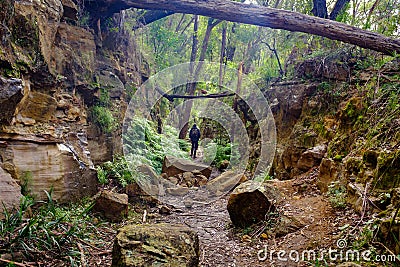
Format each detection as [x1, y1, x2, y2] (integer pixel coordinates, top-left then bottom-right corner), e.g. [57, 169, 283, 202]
[189, 126, 200, 142]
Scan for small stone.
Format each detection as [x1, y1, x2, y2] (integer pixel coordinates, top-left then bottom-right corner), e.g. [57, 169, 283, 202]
[242, 235, 252, 242]
[184, 199, 193, 208]
[168, 176, 179, 185]
[166, 186, 189, 196]
[159, 205, 172, 215]
[195, 175, 208, 186]
[260, 233, 268, 240]
[192, 169, 202, 175]
[219, 159, 229, 170]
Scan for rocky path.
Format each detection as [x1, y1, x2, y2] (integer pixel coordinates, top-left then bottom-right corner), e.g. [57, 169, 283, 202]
[157, 168, 361, 267]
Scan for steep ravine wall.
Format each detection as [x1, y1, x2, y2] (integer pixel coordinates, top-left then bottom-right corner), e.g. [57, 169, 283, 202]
[0, 0, 147, 214]
[265, 56, 400, 253]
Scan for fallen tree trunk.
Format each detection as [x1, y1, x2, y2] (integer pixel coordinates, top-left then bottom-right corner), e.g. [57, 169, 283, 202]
[155, 86, 234, 102]
[122, 0, 400, 55]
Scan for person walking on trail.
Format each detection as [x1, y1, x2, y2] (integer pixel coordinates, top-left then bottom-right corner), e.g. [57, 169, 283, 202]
[189, 124, 201, 158]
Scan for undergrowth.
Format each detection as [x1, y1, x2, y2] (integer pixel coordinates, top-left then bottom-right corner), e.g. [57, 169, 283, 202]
[96, 117, 190, 188]
[203, 141, 240, 169]
[0, 190, 102, 266]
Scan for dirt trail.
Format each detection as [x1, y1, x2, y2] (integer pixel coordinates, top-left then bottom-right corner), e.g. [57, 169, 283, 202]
[157, 167, 360, 267]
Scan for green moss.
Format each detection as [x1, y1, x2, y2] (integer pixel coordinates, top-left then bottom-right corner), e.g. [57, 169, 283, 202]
[333, 154, 344, 162]
[374, 150, 400, 189]
[90, 105, 117, 134]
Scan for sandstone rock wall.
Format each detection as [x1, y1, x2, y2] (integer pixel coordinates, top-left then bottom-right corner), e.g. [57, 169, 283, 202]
[0, 0, 147, 213]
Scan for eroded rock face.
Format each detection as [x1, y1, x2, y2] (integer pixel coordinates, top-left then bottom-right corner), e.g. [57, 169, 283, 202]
[0, 77, 24, 124]
[0, 135, 97, 203]
[51, 23, 96, 87]
[0, 0, 147, 207]
[0, 166, 22, 219]
[112, 223, 199, 267]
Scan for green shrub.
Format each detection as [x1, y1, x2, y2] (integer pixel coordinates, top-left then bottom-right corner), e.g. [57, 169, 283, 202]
[327, 181, 347, 208]
[96, 156, 135, 187]
[123, 117, 189, 174]
[203, 141, 240, 169]
[90, 105, 117, 134]
[0, 191, 95, 265]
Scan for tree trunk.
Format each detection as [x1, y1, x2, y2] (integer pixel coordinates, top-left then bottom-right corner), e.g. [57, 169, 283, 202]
[312, 0, 328, 18]
[179, 18, 221, 139]
[179, 15, 199, 140]
[219, 23, 227, 86]
[330, 0, 350, 20]
[133, 10, 174, 29]
[123, 0, 400, 55]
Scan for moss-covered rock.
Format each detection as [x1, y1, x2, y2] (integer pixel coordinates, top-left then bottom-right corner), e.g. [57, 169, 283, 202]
[374, 150, 400, 189]
[112, 223, 199, 267]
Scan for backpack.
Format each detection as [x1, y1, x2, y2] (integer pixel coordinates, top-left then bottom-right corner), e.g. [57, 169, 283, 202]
[189, 128, 200, 141]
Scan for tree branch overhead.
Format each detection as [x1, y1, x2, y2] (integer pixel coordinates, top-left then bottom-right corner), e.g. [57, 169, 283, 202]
[122, 0, 400, 55]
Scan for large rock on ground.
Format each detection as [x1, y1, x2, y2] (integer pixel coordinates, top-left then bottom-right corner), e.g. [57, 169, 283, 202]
[0, 167, 22, 219]
[297, 144, 326, 171]
[206, 170, 247, 195]
[162, 155, 211, 178]
[227, 180, 278, 228]
[0, 135, 97, 203]
[93, 190, 128, 222]
[112, 223, 199, 267]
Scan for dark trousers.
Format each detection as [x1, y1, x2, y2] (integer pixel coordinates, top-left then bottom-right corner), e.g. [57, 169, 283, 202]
[191, 141, 199, 158]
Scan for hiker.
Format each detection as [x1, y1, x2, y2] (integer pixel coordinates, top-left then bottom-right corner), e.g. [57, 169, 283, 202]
[189, 124, 200, 158]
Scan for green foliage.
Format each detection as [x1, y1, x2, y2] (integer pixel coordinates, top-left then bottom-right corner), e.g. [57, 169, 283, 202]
[123, 117, 189, 174]
[327, 181, 347, 209]
[96, 165, 108, 185]
[96, 156, 135, 187]
[77, 11, 90, 27]
[352, 219, 379, 250]
[90, 105, 117, 134]
[20, 171, 33, 197]
[203, 141, 240, 169]
[0, 192, 96, 264]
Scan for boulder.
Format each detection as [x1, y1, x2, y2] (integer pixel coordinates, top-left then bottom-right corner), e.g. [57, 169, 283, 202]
[318, 158, 339, 193]
[297, 144, 326, 171]
[0, 77, 24, 124]
[0, 136, 98, 203]
[206, 170, 247, 195]
[93, 190, 128, 222]
[227, 180, 278, 228]
[17, 91, 57, 122]
[0, 167, 22, 219]
[112, 223, 199, 267]
[165, 186, 189, 197]
[162, 155, 211, 178]
[125, 182, 158, 206]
